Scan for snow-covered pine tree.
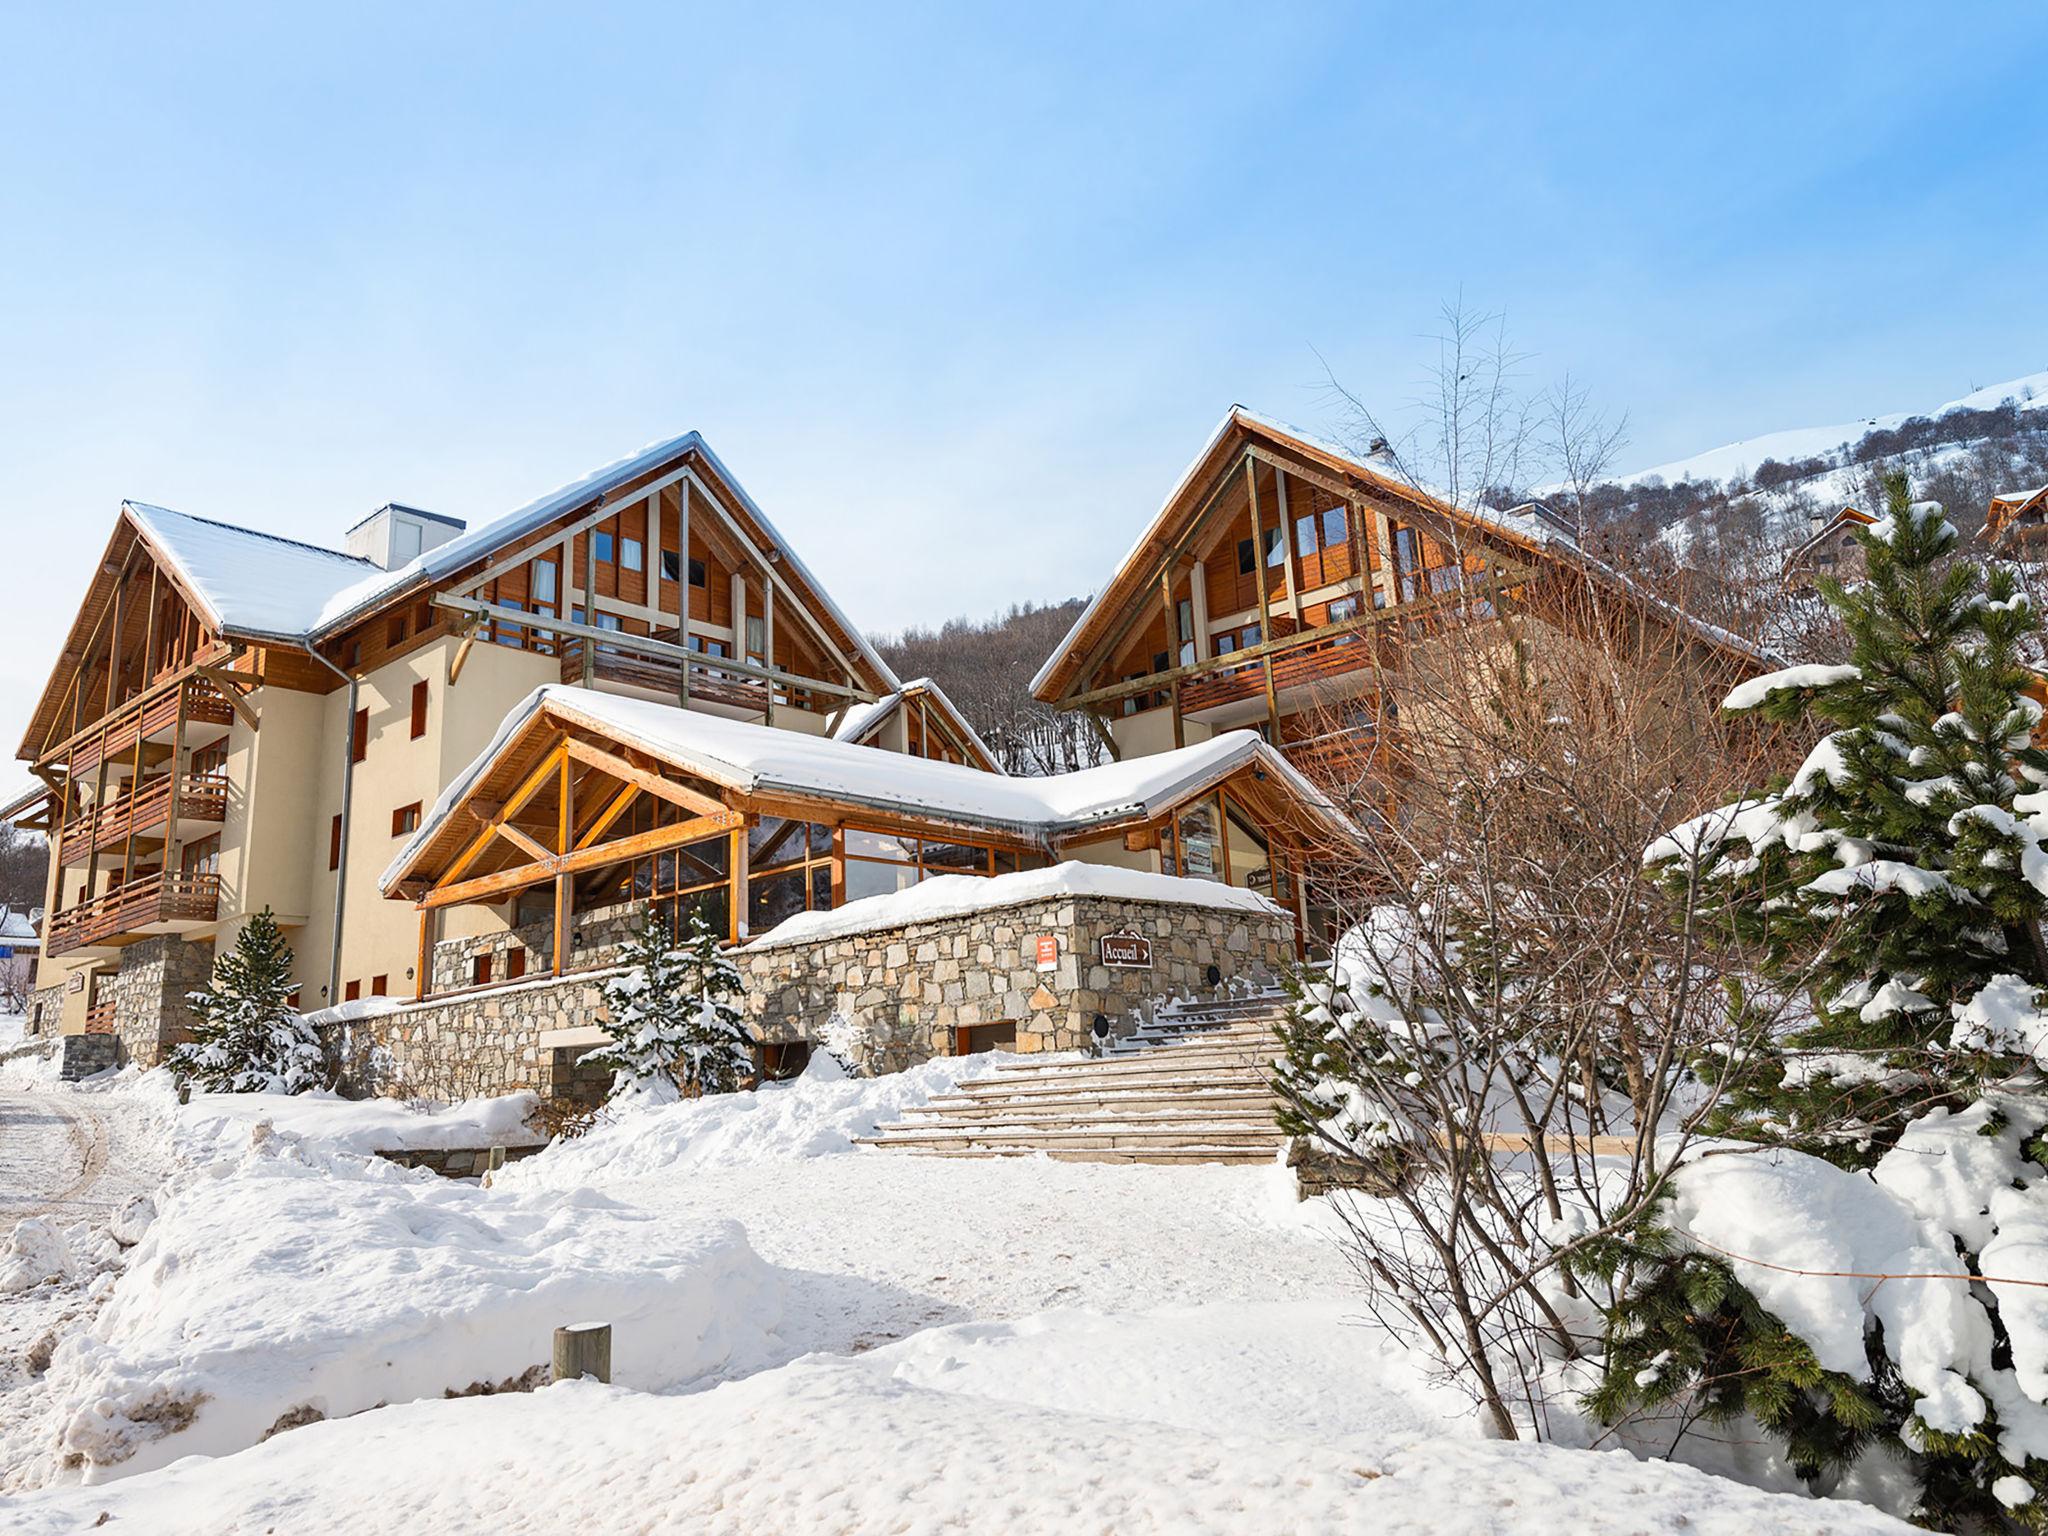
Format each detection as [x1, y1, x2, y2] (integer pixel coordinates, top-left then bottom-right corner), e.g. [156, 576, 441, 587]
[1651, 470, 2048, 1158]
[167, 907, 324, 1094]
[1612, 473, 2048, 1528]
[585, 905, 754, 1103]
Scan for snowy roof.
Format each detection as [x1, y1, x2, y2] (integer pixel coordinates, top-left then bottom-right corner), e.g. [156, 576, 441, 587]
[830, 677, 1004, 773]
[126, 502, 386, 640]
[382, 684, 1354, 893]
[1029, 405, 1770, 702]
[0, 904, 38, 942]
[742, 862, 1281, 951]
[122, 433, 900, 689]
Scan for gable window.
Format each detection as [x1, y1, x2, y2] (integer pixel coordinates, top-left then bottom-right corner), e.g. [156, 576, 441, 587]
[532, 559, 557, 604]
[1175, 599, 1195, 665]
[660, 550, 680, 582]
[689, 556, 706, 588]
[593, 531, 615, 565]
[1264, 526, 1285, 569]
[621, 537, 643, 573]
[745, 615, 765, 661]
[1321, 505, 1349, 551]
[1236, 538, 1256, 575]
[1295, 514, 1320, 557]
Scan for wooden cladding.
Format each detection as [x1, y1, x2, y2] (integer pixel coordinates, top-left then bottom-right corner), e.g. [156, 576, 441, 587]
[45, 870, 220, 957]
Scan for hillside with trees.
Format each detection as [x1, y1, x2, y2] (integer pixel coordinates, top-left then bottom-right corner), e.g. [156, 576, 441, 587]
[872, 599, 1108, 776]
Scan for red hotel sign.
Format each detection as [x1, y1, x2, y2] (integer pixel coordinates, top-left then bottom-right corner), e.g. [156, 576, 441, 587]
[1098, 930, 1153, 969]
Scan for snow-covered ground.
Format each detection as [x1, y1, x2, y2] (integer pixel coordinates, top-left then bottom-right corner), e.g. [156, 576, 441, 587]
[0, 1057, 1922, 1532]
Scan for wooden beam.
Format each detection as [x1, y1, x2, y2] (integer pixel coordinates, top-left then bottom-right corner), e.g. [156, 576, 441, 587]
[492, 820, 553, 865]
[1245, 458, 1281, 729]
[562, 736, 727, 817]
[573, 781, 642, 851]
[553, 751, 573, 974]
[1161, 566, 1185, 751]
[424, 808, 744, 909]
[437, 739, 568, 888]
[196, 667, 259, 731]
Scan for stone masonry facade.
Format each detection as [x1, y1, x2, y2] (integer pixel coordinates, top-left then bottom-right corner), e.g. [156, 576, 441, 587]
[741, 892, 1293, 1071]
[429, 903, 641, 993]
[352, 889, 1294, 1100]
[106, 934, 216, 1069]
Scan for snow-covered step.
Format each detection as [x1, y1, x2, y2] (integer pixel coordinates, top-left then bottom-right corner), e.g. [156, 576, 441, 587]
[924, 1087, 1274, 1113]
[874, 1144, 1280, 1166]
[858, 1123, 1284, 1152]
[887, 1105, 1272, 1131]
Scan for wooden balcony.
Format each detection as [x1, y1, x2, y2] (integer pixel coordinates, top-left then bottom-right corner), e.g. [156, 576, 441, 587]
[558, 639, 799, 716]
[1283, 729, 1389, 789]
[47, 871, 220, 958]
[83, 999, 118, 1035]
[1180, 631, 1380, 719]
[59, 772, 228, 864]
[69, 680, 236, 775]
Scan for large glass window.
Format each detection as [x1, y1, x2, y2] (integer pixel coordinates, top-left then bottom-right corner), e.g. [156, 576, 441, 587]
[839, 826, 1016, 903]
[621, 538, 643, 572]
[532, 559, 557, 604]
[1320, 505, 1348, 552]
[747, 817, 833, 936]
[593, 531, 615, 565]
[1174, 801, 1221, 881]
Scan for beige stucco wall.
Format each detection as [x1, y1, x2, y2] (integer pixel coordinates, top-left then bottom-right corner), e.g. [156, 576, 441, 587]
[298, 638, 555, 1009]
[1108, 708, 1214, 761]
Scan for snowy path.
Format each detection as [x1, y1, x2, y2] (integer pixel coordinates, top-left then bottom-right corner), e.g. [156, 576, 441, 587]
[0, 1089, 167, 1225]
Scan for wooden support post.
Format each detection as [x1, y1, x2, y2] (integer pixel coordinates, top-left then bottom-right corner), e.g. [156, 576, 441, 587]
[416, 904, 435, 999]
[553, 753, 574, 974]
[1276, 466, 1304, 626]
[103, 565, 127, 717]
[141, 565, 161, 690]
[729, 822, 747, 944]
[1245, 460, 1281, 732]
[677, 481, 692, 707]
[580, 522, 597, 689]
[1160, 567, 1185, 751]
[760, 576, 775, 727]
[163, 678, 188, 875]
[552, 1322, 611, 1384]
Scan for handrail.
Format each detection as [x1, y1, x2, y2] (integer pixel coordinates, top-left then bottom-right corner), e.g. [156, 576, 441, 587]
[61, 771, 227, 849]
[47, 871, 220, 955]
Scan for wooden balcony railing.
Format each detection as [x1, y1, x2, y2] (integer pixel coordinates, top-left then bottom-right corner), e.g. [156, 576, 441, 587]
[59, 772, 228, 861]
[1181, 632, 1380, 716]
[69, 680, 236, 775]
[83, 999, 118, 1035]
[557, 639, 819, 716]
[47, 871, 220, 958]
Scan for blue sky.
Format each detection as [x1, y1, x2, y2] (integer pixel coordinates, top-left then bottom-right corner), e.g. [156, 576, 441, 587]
[3, 2, 2045, 739]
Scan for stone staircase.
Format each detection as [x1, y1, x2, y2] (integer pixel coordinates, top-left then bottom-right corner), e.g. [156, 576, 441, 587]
[857, 990, 1291, 1165]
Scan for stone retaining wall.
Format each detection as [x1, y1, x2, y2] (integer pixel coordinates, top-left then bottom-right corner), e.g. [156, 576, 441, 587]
[430, 904, 640, 993]
[741, 892, 1293, 1071]
[350, 889, 1293, 1100]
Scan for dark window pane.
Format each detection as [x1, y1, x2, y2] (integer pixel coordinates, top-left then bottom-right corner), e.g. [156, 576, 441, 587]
[808, 821, 832, 858]
[688, 557, 706, 588]
[1236, 538, 1255, 575]
[679, 884, 730, 940]
[661, 550, 681, 582]
[674, 835, 730, 889]
[809, 864, 832, 912]
[920, 841, 987, 875]
[992, 850, 1021, 876]
[748, 868, 807, 934]
[750, 817, 807, 868]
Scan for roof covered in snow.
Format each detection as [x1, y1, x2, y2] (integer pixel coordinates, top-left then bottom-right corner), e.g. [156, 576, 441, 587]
[830, 677, 1004, 774]
[118, 432, 899, 690]
[382, 684, 1355, 894]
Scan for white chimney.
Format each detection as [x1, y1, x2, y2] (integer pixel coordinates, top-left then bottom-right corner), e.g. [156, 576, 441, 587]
[345, 504, 466, 570]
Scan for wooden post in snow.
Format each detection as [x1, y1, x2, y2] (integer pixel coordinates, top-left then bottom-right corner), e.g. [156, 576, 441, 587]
[552, 1322, 611, 1384]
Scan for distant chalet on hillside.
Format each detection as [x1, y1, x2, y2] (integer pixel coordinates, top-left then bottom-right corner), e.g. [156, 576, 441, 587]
[1783, 505, 1878, 593]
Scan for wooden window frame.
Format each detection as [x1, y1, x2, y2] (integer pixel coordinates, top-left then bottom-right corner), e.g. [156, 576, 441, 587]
[329, 813, 343, 871]
[392, 802, 422, 837]
[410, 679, 429, 739]
[351, 707, 369, 764]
